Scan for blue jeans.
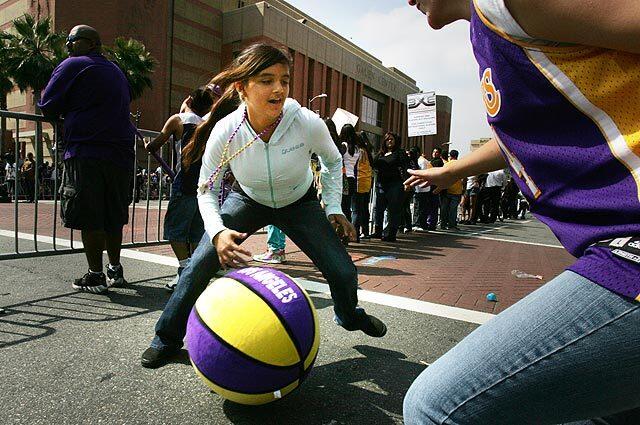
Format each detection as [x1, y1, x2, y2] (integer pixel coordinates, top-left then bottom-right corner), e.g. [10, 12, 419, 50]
[266, 225, 286, 251]
[424, 192, 440, 230]
[440, 194, 461, 228]
[151, 188, 365, 350]
[341, 176, 356, 222]
[352, 191, 371, 237]
[403, 271, 640, 424]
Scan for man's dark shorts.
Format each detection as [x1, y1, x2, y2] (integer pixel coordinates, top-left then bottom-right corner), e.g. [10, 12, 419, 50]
[60, 158, 132, 232]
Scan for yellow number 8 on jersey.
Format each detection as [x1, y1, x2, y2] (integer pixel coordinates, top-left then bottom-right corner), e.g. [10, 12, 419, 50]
[482, 68, 501, 117]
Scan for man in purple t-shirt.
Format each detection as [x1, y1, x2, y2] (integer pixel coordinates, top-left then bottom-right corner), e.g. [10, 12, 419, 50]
[39, 25, 135, 294]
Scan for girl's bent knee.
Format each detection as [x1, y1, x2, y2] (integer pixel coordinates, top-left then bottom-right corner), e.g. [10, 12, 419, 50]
[403, 383, 442, 425]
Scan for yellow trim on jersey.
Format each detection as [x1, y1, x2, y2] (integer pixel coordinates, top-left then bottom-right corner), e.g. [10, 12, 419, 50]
[546, 49, 640, 159]
[491, 128, 541, 199]
[195, 277, 300, 367]
[524, 49, 640, 201]
[472, 0, 589, 54]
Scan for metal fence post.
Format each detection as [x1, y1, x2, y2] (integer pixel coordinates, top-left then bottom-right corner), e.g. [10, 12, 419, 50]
[13, 118, 19, 254]
[33, 121, 41, 251]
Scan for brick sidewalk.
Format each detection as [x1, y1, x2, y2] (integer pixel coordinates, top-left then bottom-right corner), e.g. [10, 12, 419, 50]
[1, 202, 575, 314]
[137, 227, 574, 314]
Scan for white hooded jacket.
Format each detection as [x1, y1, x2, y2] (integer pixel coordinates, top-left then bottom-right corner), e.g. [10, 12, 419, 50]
[198, 98, 343, 240]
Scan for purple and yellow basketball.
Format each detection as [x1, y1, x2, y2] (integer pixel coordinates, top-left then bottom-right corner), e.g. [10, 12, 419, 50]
[186, 267, 320, 405]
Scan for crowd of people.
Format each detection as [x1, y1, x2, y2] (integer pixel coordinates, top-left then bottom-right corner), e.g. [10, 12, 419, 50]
[0, 153, 62, 202]
[248, 128, 531, 264]
[335, 132, 531, 238]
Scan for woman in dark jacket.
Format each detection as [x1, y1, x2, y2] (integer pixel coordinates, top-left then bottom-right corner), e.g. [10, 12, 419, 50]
[372, 132, 406, 242]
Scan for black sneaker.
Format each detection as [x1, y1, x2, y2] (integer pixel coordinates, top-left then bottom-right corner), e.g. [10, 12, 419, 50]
[165, 266, 186, 292]
[106, 264, 126, 287]
[358, 313, 387, 338]
[335, 310, 387, 338]
[165, 275, 179, 292]
[141, 346, 181, 369]
[72, 272, 108, 294]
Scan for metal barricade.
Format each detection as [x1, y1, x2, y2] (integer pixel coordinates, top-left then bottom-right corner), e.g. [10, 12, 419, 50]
[0, 110, 173, 260]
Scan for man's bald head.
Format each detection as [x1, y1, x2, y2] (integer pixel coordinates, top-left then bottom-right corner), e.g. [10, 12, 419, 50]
[67, 25, 101, 56]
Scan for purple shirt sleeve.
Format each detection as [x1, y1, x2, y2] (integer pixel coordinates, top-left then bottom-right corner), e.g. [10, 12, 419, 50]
[38, 60, 77, 117]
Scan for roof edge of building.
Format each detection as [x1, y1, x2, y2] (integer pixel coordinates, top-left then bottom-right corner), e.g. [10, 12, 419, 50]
[225, 0, 419, 93]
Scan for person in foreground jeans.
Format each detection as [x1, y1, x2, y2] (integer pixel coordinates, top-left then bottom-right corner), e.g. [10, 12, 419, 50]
[404, 0, 640, 423]
[141, 42, 386, 369]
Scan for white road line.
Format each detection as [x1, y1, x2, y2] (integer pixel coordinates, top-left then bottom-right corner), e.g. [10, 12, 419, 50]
[6, 200, 168, 210]
[464, 235, 562, 249]
[427, 227, 563, 249]
[0, 229, 178, 265]
[464, 224, 510, 237]
[297, 278, 494, 325]
[1, 230, 494, 325]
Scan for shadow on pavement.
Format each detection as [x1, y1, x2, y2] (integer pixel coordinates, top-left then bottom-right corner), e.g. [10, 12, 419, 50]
[0, 276, 173, 348]
[274, 232, 476, 280]
[222, 345, 424, 424]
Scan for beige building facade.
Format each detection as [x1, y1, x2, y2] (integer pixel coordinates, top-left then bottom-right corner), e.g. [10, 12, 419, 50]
[470, 137, 491, 152]
[1, 0, 452, 158]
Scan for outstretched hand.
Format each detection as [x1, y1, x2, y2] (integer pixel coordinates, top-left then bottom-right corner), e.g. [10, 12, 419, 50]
[404, 167, 457, 194]
[213, 229, 252, 269]
[328, 214, 357, 242]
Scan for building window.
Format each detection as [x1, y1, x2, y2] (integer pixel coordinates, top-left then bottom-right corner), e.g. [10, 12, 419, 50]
[361, 96, 382, 127]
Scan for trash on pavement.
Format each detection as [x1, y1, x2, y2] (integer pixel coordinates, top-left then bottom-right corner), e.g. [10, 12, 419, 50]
[363, 255, 397, 265]
[511, 270, 543, 280]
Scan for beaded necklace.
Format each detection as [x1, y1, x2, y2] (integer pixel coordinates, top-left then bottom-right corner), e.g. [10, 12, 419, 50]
[201, 107, 283, 193]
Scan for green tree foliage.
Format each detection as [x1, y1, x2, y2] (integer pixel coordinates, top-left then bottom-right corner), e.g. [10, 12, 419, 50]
[0, 37, 14, 106]
[0, 37, 13, 154]
[104, 37, 156, 100]
[0, 14, 67, 107]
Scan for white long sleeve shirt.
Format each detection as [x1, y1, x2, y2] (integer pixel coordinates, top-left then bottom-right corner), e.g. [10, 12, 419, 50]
[485, 169, 507, 188]
[198, 98, 343, 240]
[415, 156, 431, 193]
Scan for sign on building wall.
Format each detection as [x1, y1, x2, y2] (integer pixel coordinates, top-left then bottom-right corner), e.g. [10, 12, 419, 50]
[332, 108, 359, 132]
[407, 91, 437, 137]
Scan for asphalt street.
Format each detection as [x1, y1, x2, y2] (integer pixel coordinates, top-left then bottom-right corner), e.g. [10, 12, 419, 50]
[0, 237, 478, 424]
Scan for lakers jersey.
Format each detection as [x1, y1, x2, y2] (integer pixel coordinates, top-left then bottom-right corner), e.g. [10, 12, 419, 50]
[471, 0, 640, 300]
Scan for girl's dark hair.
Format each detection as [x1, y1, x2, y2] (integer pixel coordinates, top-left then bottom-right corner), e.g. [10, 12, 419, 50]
[185, 42, 292, 170]
[189, 86, 214, 117]
[408, 146, 420, 166]
[324, 117, 344, 154]
[339, 124, 358, 156]
[380, 132, 401, 154]
[409, 146, 420, 161]
[182, 96, 239, 171]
